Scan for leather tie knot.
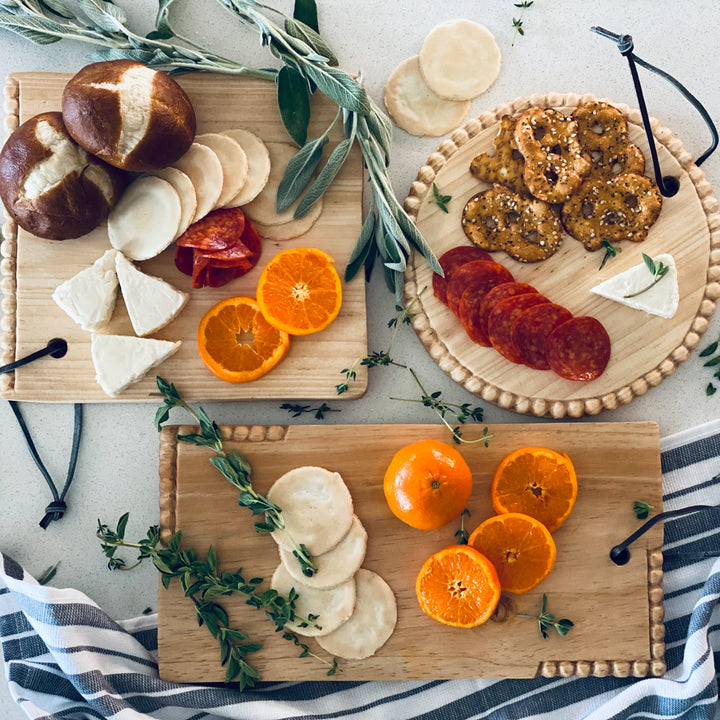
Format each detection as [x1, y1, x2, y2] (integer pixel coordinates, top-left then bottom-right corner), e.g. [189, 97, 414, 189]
[39, 501, 67, 529]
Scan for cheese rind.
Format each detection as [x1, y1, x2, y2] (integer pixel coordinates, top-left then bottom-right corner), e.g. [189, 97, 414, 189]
[91, 334, 181, 397]
[590, 253, 679, 319]
[115, 253, 188, 337]
[52, 250, 118, 332]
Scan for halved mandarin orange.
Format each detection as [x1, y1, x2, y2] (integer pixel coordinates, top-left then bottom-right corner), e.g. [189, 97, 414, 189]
[197, 296, 290, 383]
[415, 544, 501, 628]
[491, 447, 577, 532]
[256, 248, 342, 335]
[468, 512, 557, 594]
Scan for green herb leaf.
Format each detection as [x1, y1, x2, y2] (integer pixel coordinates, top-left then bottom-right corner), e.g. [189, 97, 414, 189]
[277, 64, 311, 146]
[293, 0, 318, 32]
[37, 562, 59, 585]
[303, 64, 371, 114]
[431, 183, 451, 213]
[284, 17, 338, 66]
[294, 137, 352, 218]
[40, 0, 74, 18]
[704, 356, 720, 368]
[700, 339, 719, 357]
[76, 0, 126, 32]
[633, 500, 654, 520]
[624, 254, 670, 298]
[707, 383, 717, 396]
[155, 0, 181, 36]
[276, 134, 329, 212]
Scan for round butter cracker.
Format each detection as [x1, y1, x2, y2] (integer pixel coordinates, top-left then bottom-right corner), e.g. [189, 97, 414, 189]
[221, 128, 271, 207]
[419, 19, 501, 101]
[384, 56, 470, 137]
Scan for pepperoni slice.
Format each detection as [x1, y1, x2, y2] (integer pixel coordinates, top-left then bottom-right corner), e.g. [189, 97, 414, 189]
[446, 260, 513, 316]
[511, 303, 573, 370]
[177, 207, 246, 250]
[472, 282, 538, 346]
[545, 316, 611, 381]
[433, 246, 494, 305]
[487, 293, 551, 363]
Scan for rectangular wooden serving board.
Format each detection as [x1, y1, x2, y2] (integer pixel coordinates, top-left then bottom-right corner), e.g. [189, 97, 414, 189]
[157, 421, 664, 682]
[0, 72, 367, 402]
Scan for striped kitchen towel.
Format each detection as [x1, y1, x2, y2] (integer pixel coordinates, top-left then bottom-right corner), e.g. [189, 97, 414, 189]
[2, 420, 720, 720]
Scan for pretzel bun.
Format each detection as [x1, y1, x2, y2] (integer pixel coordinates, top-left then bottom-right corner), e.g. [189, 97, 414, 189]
[0, 111, 125, 240]
[61, 60, 196, 172]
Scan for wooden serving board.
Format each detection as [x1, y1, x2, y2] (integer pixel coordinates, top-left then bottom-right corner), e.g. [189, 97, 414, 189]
[0, 73, 367, 402]
[157, 421, 665, 682]
[404, 92, 720, 419]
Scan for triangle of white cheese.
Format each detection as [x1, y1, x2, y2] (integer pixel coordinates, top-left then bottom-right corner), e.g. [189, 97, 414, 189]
[52, 249, 118, 332]
[91, 334, 181, 397]
[590, 253, 679, 319]
[115, 252, 189, 337]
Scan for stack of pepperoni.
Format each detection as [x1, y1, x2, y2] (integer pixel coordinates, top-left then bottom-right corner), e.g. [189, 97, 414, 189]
[433, 246, 610, 381]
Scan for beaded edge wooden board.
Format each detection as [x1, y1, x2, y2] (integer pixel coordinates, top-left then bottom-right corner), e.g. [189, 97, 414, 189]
[157, 421, 665, 681]
[403, 92, 720, 419]
[0, 73, 368, 402]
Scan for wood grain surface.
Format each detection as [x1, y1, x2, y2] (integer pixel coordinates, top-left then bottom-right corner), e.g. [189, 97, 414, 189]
[157, 421, 664, 682]
[403, 92, 720, 419]
[0, 73, 367, 402]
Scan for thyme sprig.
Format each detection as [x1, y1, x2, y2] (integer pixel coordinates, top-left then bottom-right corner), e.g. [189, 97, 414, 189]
[96, 513, 338, 687]
[516, 594, 574, 639]
[0, 1, 440, 300]
[623, 253, 670, 298]
[431, 183, 451, 214]
[280, 402, 339, 419]
[699, 335, 720, 396]
[454, 509, 471, 545]
[155, 377, 317, 577]
[512, 1, 534, 45]
[390, 368, 491, 445]
[336, 302, 416, 394]
[598, 239, 621, 270]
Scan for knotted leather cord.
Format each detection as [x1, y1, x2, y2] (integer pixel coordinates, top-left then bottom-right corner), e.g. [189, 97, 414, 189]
[591, 27, 719, 196]
[1, 339, 82, 529]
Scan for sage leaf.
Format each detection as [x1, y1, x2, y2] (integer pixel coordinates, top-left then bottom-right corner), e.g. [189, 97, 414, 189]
[293, 0, 318, 32]
[393, 202, 442, 274]
[700, 340, 719, 357]
[155, 0, 181, 36]
[76, 0, 125, 32]
[362, 102, 393, 162]
[294, 138, 352, 218]
[345, 211, 376, 281]
[39, 0, 73, 18]
[276, 64, 310, 146]
[304, 64, 371, 114]
[704, 356, 720, 368]
[276, 134, 328, 212]
[285, 17, 338, 66]
[0, 12, 63, 43]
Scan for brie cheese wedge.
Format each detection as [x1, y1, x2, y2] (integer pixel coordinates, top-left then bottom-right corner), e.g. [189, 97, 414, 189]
[91, 334, 181, 397]
[590, 253, 679, 319]
[115, 253, 189, 337]
[52, 249, 118, 332]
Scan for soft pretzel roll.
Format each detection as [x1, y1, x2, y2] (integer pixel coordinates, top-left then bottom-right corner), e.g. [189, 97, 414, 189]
[62, 60, 196, 172]
[0, 111, 125, 239]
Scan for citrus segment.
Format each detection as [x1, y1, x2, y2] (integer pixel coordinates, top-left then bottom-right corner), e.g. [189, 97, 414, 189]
[416, 544, 501, 628]
[256, 247, 342, 335]
[383, 439, 472, 530]
[468, 512, 557, 594]
[197, 296, 289, 383]
[491, 447, 577, 532]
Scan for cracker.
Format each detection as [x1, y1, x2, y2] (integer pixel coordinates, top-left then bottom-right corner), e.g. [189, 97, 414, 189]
[267, 466, 354, 556]
[280, 515, 367, 589]
[469, 115, 527, 196]
[316, 569, 397, 659]
[252, 195, 323, 241]
[419, 20, 501, 101]
[271, 563, 356, 637]
[220, 128, 271, 207]
[194, 132, 249, 208]
[170, 142, 224, 222]
[384, 56, 470, 137]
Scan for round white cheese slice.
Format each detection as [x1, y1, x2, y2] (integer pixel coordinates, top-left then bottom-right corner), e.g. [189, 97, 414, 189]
[271, 563, 356, 637]
[267, 465, 354, 556]
[384, 56, 470, 137]
[419, 20, 502, 101]
[221, 128, 271, 207]
[171, 142, 223, 222]
[316, 569, 397, 659]
[195, 132, 249, 208]
[145, 166, 197, 238]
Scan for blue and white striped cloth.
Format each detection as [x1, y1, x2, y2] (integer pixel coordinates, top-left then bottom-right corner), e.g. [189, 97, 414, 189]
[2, 420, 720, 720]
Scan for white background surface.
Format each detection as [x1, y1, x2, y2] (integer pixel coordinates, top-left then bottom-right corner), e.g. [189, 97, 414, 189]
[1, 1, 720, 717]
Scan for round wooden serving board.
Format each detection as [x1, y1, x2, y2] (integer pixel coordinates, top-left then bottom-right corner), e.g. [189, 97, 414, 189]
[403, 92, 720, 418]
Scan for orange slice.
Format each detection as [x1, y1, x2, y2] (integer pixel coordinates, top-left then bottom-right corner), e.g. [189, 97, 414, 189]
[256, 247, 342, 335]
[415, 544, 501, 628]
[468, 512, 557, 594]
[197, 296, 290, 383]
[491, 446, 578, 532]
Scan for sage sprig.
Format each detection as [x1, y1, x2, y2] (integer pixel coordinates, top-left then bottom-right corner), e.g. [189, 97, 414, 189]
[0, 0, 441, 300]
[154, 377, 317, 577]
[97, 513, 338, 687]
[623, 253, 670, 298]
